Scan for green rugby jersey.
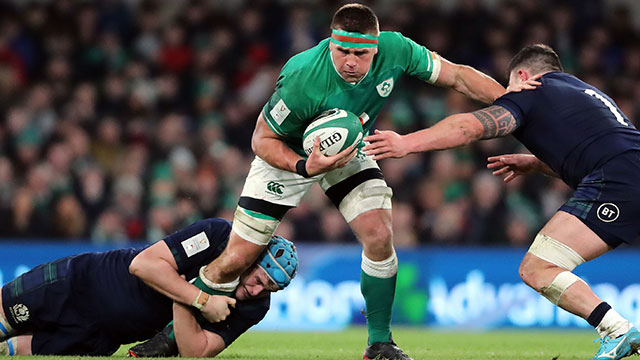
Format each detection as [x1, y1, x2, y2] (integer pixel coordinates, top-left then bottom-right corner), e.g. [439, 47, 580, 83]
[262, 31, 441, 156]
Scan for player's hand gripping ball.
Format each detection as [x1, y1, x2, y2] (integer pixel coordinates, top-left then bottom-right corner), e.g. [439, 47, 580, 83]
[302, 108, 363, 156]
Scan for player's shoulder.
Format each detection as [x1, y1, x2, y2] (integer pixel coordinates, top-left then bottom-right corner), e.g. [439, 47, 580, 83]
[280, 39, 330, 78]
[276, 39, 330, 104]
[379, 31, 405, 42]
[376, 31, 422, 65]
[378, 31, 414, 48]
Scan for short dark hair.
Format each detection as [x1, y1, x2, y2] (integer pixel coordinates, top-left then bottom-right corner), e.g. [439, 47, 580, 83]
[331, 3, 379, 36]
[507, 44, 564, 77]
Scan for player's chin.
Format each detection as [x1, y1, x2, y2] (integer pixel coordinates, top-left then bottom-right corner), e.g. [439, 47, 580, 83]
[342, 73, 362, 82]
[235, 286, 250, 300]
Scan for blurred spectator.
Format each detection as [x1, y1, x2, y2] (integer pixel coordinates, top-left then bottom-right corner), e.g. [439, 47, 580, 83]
[0, 0, 636, 246]
[51, 193, 86, 239]
[91, 206, 127, 244]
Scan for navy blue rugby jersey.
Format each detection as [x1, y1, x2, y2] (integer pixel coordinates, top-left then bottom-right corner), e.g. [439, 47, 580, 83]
[73, 218, 269, 346]
[494, 72, 640, 189]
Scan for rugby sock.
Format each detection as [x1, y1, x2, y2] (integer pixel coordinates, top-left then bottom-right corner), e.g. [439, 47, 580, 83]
[164, 321, 176, 342]
[192, 266, 238, 297]
[0, 314, 14, 340]
[0, 338, 16, 356]
[593, 304, 633, 339]
[361, 252, 398, 345]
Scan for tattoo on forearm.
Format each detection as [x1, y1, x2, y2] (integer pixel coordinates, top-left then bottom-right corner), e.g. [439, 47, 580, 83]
[472, 105, 517, 139]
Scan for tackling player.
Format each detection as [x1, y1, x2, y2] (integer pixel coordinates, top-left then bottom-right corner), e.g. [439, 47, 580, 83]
[186, 3, 511, 360]
[0, 218, 297, 357]
[364, 44, 640, 360]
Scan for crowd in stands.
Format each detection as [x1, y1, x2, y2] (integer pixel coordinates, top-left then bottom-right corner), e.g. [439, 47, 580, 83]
[0, 0, 638, 246]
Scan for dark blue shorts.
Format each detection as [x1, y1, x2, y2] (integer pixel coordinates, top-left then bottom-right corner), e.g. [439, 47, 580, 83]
[1, 256, 119, 355]
[560, 151, 640, 248]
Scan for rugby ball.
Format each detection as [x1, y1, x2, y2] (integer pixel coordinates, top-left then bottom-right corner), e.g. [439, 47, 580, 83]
[302, 109, 363, 156]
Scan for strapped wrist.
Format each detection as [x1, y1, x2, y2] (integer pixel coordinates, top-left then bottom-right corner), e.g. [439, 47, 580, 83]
[191, 290, 210, 311]
[295, 159, 311, 178]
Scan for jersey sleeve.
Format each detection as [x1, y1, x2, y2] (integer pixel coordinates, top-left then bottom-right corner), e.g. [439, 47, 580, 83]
[201, 296, 270, 346]
[385, 32, 441, 84]
[261, 73, 317, 139]
[162, 218, 232, 276]
[493, 90, 536, 128]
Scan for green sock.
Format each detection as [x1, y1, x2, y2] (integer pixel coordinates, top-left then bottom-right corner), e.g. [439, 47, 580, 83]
[165, 320, 176, 341]
[361, 271, 397, 344]
[164, 274, 237, 341]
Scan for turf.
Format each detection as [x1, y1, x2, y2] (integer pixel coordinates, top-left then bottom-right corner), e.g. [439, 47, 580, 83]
[10, 327, 599, 359]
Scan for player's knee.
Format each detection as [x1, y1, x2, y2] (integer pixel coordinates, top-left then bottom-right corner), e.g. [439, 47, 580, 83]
[360, 222, 393, 257]
[521, 233, 588, 303]
[518, 254, 545, 291]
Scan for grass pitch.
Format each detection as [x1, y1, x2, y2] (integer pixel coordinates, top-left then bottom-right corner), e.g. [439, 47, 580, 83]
[11, 327, 598, 359]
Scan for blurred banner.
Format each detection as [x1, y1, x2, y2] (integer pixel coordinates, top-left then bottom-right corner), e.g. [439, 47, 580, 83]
[2, 243, 639, 331]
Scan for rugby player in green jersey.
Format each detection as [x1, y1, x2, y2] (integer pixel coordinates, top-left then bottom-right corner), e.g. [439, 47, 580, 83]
[187, 3, 511, 359]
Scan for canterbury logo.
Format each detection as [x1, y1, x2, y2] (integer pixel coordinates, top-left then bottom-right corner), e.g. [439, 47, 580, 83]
[266, 181, 285, 195]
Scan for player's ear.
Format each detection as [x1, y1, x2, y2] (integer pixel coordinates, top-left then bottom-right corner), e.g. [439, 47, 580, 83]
[517, 69, 529, 82]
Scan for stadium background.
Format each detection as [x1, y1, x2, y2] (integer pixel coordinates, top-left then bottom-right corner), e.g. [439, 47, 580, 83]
[1, 0, 639, 332]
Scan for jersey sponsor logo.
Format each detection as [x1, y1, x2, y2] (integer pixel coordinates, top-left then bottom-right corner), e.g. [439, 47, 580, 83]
[376, 78, 394, 97]
[266, 181, 285, 196]
[9, 304, 29, 323]
[181, 232, 210, 257]
[597, 203, 620, 223]
[269, 99, 291, 125]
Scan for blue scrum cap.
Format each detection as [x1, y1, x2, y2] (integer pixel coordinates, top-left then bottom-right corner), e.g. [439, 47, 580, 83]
[257, 235, 298, 290]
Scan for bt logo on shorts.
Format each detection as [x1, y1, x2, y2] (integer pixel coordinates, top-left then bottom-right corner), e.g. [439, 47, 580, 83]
[597, 203, 620, 223]
[266, 181, 285, 196]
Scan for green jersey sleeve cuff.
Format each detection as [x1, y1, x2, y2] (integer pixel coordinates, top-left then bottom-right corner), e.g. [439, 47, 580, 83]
[426, 51, 442, 84]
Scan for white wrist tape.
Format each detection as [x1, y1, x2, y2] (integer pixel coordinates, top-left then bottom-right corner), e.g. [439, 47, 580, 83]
[191, 290, 209, 311]
[198, 266, 240, 292]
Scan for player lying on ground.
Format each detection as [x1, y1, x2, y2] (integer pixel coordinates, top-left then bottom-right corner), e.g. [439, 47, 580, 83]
[364, 44, 640, 360]
[0, 218, 297, 357]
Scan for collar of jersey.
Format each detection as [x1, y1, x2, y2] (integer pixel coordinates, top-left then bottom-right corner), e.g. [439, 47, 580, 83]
[328, 47, 371, 86]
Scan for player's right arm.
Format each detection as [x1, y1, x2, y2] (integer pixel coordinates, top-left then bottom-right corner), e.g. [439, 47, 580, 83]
[364, 105, 518, 159]
[172, 302, 226, 358]
[252, 112, 356, 177]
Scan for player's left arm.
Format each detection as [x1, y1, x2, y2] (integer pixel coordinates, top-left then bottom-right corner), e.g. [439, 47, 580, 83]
[434, 57, 505, 104]
[364, 105, 517, 159]
[173, 302, 226, 358]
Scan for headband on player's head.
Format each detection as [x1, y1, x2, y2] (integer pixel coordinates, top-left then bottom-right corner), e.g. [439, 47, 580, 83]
[331, 29, 378, 49]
